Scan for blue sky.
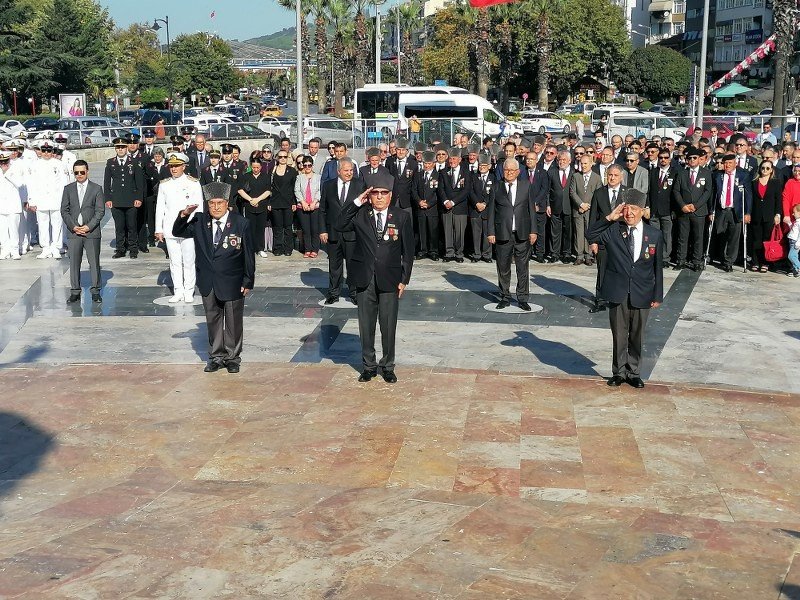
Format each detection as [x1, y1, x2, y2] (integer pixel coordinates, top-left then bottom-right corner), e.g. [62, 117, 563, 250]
[98, 0, 295, 41]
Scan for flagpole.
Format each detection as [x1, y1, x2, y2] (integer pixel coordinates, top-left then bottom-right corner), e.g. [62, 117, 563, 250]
[296, 0, 303, 149]
[696, 0, 710, 130]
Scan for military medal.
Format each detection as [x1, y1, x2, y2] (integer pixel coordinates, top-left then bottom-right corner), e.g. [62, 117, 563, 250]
[644, 251, 650, 259]
[223, 242, 228, 248]
[383, 234, 389, 241]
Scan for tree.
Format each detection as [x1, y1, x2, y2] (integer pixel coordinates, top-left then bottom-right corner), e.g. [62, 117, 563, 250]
[527, 0, 564, 109]
[327, 0, 352, 115]
[110, 23, 162, 91]
[394, 0, 425, 86]
[615, 45, 692, 101]
[420, 7, 471, 88]
[0, 0, 54, 108]
[353, 0, 372, 90]
[277, 0, 310, 118]
[170, 33, 238, 100]
[771, 0, 796, 126]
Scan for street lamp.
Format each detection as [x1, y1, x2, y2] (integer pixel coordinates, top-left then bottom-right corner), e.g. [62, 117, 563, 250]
[151, 16, 172, 112]
[374, 0, 387, 84]
[11, 88, 16, 116]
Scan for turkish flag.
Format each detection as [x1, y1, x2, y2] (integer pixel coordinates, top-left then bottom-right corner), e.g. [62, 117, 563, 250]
[469, 0, 516, 7]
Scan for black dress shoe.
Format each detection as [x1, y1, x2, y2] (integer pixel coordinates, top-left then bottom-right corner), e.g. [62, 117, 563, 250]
[67, 293, 81, 304]
[585, 258, 593, 266]
[561, 256, 572, 264]
[662, 261, 671, 268]
[284, 252, 292, 257]
[415, 253, 425, 260]
[204, 361, 222, 373]
[226, 363, 240, 374]
[324, 296, 339, 305]
[627, 376, 645, 388]
[469, 257, 479, 263]
[496, 300, 510, 310]
[358, 370, 377, 382]
[429, 254, 440, 261]
[518, 301, 532, 311]
[129, 252, 138, 259]
[350, 297, 358, 306]
[723, 264, 733, 272]
[533, 256, 545, 263]
[693, 263, 705, 272]
[112, 251, 126, 259]
[381, 370, 397, 383]
[672, 262, 685, 270]
[91, 293, 102, 303]
[455, 257, 464, 263]
[442, 257, 452, 262]
[589, 302, 607, 313]
[481, 257, 492, 263]
[139, 246, 149, 253]
[149, 241, 156, 247]
[607, 375, 626, 386]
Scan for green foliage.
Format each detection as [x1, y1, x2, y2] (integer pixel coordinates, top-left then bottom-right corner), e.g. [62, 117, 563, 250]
[110, 23, 163, 90]
[639, 100, 653, 110]
[614, 45, 692, 101]
[170, 33, 238, 99]
[138, 87, 169, 105]
[421, 8, 471, 87]
[242, 27, 300, 51]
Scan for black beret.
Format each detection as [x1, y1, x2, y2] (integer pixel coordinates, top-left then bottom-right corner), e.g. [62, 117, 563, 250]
[364, 171, 394, 191]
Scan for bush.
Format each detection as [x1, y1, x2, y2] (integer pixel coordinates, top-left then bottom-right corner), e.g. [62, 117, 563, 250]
[639, 100, 653, 110]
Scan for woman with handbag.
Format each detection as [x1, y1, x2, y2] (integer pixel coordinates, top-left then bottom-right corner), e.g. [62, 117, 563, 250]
[749, 160, 783, 272]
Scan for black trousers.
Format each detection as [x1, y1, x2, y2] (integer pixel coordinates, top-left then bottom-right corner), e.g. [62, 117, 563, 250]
[138, 196, 156, 247]
[356, 277, 399, 372]
[111, 206, 138, 251]
[558, 212, 573, 258]
[326, 238, 355, 300]
[202, 291, 245, 366]
[609, 298, 650, 378]
[547, 213, 562, 258]
[469, 217, 491, 259]
[533, 212, 547, 258]
[271, 207, 294, 255]
[417, 214, 439, 256]
[649, 215, 673, 261]
[245, 209, 269, 253]
[715, 208, 742, 267]
[495, 234, 530, 302]
[748, 220, 774, 266]
[297, 209, 320, 253]
[676, 212, 705, 265]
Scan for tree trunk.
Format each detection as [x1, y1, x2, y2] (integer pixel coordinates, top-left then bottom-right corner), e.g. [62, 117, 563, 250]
[355, 11, 367, 90]
[334, 36, 344, 116]
[316, 16, 328, 114]
[536, 14, 551, 110]
[300, 16, 310, 118]
[475, 9, 490, 98]
[771, 0, 793, 130]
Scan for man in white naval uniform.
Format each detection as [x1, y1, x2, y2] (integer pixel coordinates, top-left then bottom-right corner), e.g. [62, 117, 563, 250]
[26, 140, 66, 259]
[3, 140, 29, 255]
[154, 152, 204, 303]
[0, 152, 23, 259]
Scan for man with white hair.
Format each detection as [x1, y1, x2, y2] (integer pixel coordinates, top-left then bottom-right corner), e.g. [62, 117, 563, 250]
[27, 140, 67, 259]
[0, 151, 23, 260]
[155, 152, 204, 303]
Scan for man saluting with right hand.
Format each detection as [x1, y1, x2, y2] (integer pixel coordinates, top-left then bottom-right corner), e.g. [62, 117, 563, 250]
[336, 171, 414, 384]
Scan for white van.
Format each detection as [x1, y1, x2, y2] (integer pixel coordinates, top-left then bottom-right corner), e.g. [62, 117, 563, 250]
[591, 106, 641, 133]
[398, 93, 523, 139]
[605, 111, 688, 142]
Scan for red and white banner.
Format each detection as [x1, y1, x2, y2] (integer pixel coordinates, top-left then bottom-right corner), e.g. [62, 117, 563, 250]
[706, 35, 776, 95]
[468, 0, 515, 7]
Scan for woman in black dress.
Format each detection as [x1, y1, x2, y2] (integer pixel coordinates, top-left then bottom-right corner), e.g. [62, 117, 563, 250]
[268, 150, 298, 256]
[749, 159, 783, 272]
[238, 157, 271, 258]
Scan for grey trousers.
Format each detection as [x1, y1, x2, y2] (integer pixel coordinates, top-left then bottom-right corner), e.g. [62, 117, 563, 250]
[649, 215, 673, 261]
[495, 235, 530, 302]
[202, 291, 245, 366]
[572, 210, 591, 260]
[469, 217, 491, 259]
[356, 277, 399, 371]
[442, 212, 467, 258]
[609, 298, 650, 378]
[68, 236, 101, 294]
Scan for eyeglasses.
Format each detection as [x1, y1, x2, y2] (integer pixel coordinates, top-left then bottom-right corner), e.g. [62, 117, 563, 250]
[659, 155, 671, 160]
[545, 150, 556, 156]
[687, 156, 699, 160]
[735, 143, 746, 147]
[277, 155, 288, 159]
[761, 166, 772, 171]
[303, 163, 313, 167]
[624, 159, 637, 163]
[73, 170, 87, 175]
[369, 190, 390, 196]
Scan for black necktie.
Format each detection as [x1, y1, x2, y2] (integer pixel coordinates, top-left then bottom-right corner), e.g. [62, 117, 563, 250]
[507, 183, 513, 203]
[376, 212, 383, 236]
[627, 226, 635, 257]
[612, 189, 617, 207]
[340, 182, 347, 204]
[214, 220, 223, 245]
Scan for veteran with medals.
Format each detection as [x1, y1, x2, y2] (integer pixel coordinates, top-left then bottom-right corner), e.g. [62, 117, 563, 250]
[586, 189, 664, 389]
[335, 171, 414, 383]
[173, 182, 255, 374]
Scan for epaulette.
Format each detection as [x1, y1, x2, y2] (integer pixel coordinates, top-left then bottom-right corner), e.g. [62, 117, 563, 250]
[186, 175, 199, 182]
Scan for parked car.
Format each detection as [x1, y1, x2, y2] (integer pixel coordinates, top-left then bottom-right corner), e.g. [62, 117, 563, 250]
[257, 116, 296, 143]
[720, 110, 752, 126]
[571, 102, 598, 116]
[23, 116, 60, 131]
[751, 108, 797, 128]
[519, 110, 571, 134]
[118, 110, 138, 126]
[260, 104, 283, 117]
[138, 109, 181, 126]
[81, 126, 134, 146]
[0, 119, 26, 135]
[179, 115, 234, 133]
[685, 120, 757, 143]
[207, 122, 269, 140]
[555, 103, 576, 114]
[302, 116, 364, 148]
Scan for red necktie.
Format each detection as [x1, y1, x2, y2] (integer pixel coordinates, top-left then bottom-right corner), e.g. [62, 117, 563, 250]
[529, 171, 534, 184]
[561, 171, 566, 187]
[690, 170, 695, 186]
[726, 175, 732, 208]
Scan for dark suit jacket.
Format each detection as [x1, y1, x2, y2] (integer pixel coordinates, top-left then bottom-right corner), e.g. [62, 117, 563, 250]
[589, 185, 628, 226]
[521, 164, 551, 213]
[712, 168, 753, 221]
[586, 218, 664, 308]
[173, 211, 255, 301]
[469, 171, 496, 220]
[750, 177, 783, 222]
[60, 181, 105, 239]
[648, 167, 677, 218]
[359, 164, 392, 181]
[320, 177, 366, 242]
[335, 200, 414, 292]
[145, 162, 170, 198]
[200, 165, 227, 186]
[548, 166, 575, 214]
[735, 154, 758, 178]
[411, 169, 440, 216]
[437, 166, 470, 215]
[103, 155, 146, 207]
[387, 156, 418, 209]
[487, 179, 535, 240]
[673, 167, 714, 216]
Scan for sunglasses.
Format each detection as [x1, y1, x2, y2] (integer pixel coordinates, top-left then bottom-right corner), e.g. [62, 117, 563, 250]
[277, 155, 288, 159]
[624, 159, 637, 163]
[687, 156, 699, 159]
[575, 152, 585, 156]
[302, 163, 313, 167]
[761, 167, 772, 171]
[73, 170, 87, 175]
[369, 190, 390, 196]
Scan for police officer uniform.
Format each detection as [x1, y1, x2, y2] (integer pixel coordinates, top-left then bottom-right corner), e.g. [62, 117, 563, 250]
[104, 137, 146, 258]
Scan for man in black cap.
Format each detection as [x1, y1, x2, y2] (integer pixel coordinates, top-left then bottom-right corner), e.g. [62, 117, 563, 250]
[172, 181, 255, 374]
[142, 130, 157, 157]
[438, 147, 470, 262]
[586, 189, 663, 389]
[673, 145, 713, 271]
[469, 154, 494, 262]
[220, 143, 245, 208]
[104, 137, 146, 258]
[386, 136, 417, 218]
[411, 150, 441, 260]
[200, 149, 227, 186]
[336, 170, 414, 384]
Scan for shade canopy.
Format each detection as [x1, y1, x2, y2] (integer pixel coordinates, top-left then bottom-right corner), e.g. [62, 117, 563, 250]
[711, 82, 753, 98]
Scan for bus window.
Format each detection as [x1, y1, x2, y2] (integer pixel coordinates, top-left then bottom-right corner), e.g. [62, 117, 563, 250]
[402, 105, 478, 119]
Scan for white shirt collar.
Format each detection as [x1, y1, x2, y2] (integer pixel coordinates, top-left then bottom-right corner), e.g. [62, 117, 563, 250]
[213, 211, 229, 230]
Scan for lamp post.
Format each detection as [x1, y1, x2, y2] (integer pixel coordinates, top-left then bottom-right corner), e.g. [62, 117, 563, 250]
[12, 88, 16, 116]
[151, 16, 172, 112]
[295, 0, 303, 148]
[396, 1, 401, 84]
[374, 0, 386, 84]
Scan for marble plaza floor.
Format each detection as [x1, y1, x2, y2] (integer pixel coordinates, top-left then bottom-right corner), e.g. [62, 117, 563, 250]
[1, 213, 799, 598]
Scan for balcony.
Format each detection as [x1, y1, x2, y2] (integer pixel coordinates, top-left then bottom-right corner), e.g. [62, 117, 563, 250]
[649, 0, 673, 17]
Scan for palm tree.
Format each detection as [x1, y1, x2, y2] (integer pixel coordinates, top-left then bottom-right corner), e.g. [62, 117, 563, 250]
[489, 2, 520, 112]
[352, 0, 372, 90]
[529, 0, 563, 110]
[277, 0, 311, 116]
[306, 0, 330, 114]
[393, 0, 425, 85]
[770, 0, 795, 126]
[327, 0, 352, 115]
[452, 0, 480, 93]
[474, 7, 490, 97]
